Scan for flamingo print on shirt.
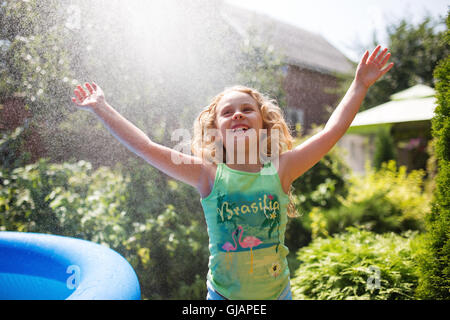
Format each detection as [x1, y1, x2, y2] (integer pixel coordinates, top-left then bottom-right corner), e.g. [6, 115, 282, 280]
[236, 226, 262, 274]
[221, 230, 238, 270]
[220, 226, 262, 274]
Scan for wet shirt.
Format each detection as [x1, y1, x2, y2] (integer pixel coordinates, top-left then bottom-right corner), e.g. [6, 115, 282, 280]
[200, 161, 290, 300]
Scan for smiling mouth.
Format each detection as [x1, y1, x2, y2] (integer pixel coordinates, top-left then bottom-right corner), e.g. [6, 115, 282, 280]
[232, 127, 249, 133]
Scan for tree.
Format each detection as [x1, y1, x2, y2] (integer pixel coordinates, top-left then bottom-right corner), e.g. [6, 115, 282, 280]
[0, 0, 79, 170]
[0, 0, 75, 121]
[361, 16, 448, 110]
[416, 13, 450, 300]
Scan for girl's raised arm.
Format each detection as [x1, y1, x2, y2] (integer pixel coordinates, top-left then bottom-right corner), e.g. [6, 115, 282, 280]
[71, 82, 208, 192]
[281, 45, 394, 185]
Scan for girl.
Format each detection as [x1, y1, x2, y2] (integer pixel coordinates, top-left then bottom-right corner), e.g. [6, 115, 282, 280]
[72, 45, 393, 300]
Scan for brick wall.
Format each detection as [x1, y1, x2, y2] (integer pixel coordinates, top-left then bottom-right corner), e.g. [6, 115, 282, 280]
[283, 65, 340, 134]
[0, 96, 46, 163]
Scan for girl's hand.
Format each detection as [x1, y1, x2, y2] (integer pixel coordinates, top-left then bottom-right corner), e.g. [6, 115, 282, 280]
[71, 82, 106, 112]
[355, 45, 394, 89]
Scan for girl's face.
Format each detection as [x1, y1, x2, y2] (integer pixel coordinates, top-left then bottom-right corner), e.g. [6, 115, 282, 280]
[214, 91, 264, 158]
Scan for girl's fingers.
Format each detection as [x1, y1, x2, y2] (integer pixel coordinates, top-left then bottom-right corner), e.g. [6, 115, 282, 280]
[380, 62, 394, 76]
[73, 82, 100, 106]
[373, 48, 387, 63]
[72, 94, 82, 105]
[375, 48, 388, 64]
[74, 89, 84, 103]
[379, 52, 391, 68]
[85, 82, 94, 94]
[76, 85, 87, 98]
[361, 50, 369, 65]
[368, 45, 381, 62]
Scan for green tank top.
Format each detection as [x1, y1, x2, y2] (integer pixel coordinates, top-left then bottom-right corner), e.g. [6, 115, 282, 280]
[200, 161, 290, 299]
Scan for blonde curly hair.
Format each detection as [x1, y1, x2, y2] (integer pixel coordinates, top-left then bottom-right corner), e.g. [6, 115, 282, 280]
[191, 85, 299, 218]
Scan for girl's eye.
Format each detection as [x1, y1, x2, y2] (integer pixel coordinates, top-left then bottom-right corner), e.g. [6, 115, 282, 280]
[222, 108, 252, 115]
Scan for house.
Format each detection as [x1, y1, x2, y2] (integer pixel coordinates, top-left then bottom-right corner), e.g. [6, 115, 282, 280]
[0, 93, 46, 164]
[220, 2, 355, 134]
[338, 84, 437, 174]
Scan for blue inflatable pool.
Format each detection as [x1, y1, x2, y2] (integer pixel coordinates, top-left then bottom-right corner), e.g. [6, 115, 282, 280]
[0, 232, 141, 300]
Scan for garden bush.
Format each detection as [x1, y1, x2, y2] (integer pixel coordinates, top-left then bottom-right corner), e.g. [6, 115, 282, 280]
[0, 127, 32, 172]
[285, 141, 351, 275]
[124, 203, 209, 300]
[309, 160, 430, 237]
[119, 158, 210, 299]
[0, 158, 210, 300]
[0, 158, 131, 248]
[291, 227, 421, 300]
[416, 16, 450, 299]
[373, 126, 396, 170]
[286, 140, 350, 255]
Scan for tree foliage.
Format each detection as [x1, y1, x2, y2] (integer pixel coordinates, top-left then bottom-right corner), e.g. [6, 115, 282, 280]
[416, 13, 450, 300]
[361, 16, 448, 110]
[0, 0, 75, 121]
[0, 158, 209, 299]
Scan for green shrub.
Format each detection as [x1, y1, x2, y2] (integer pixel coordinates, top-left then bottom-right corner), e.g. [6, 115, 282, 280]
[0, 158, 130, 248]
[291, 141, 350, 214]
[416, 15, 450, 299]
[119, 158, 209, 299]
[373, 126, 396, 170]
[291, 227, 420, 300]
[124, 203, 209, 300]
[0, 127, 32, 172]
[309, 160, 430, 237]
[286, 141, 350, 258]
[0, 158, 209, 300]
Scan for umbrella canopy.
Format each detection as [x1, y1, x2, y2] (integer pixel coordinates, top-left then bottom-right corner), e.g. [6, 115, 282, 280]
[349, 84, 437, 129]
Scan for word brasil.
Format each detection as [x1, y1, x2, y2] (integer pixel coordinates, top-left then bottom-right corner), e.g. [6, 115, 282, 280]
[218, 194, 280, 221]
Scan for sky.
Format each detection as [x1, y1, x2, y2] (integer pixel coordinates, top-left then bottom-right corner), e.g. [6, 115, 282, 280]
[225, 0, 449, 62]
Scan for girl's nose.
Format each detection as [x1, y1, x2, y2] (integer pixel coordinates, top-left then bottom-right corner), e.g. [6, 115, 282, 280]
[232, 112, 245, 120]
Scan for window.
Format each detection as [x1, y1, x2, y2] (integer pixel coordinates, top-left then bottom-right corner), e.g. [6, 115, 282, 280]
[286, 107, 304, 127]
